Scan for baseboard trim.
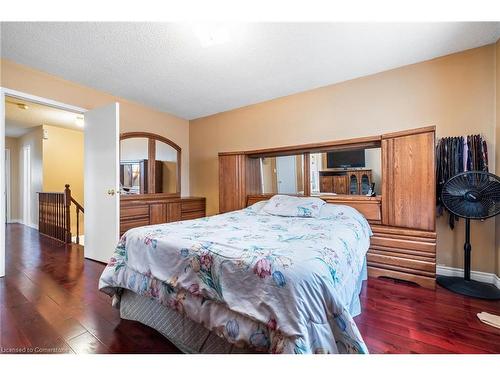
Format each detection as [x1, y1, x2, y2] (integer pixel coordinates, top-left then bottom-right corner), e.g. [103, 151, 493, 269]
[7, 220, 39, 230]
[436, 265, 500, 289]
[25, 223, 39, 230]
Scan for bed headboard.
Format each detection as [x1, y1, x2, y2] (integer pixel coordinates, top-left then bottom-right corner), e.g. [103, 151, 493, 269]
[246, 194, 382, 224]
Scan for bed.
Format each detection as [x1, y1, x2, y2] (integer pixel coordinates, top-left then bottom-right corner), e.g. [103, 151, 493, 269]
[99, 195, 372, 354]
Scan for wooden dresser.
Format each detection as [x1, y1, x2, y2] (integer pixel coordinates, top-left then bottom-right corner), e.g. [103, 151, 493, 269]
[120, 195, 206, 235]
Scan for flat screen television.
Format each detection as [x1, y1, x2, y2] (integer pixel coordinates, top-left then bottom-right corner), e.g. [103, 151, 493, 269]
[327, 149, 365, 168]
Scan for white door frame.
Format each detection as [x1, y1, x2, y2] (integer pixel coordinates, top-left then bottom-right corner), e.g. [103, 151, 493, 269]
[5, 148, 11, 222]
[0, 87, 87, 278]
[22, 145, 31, 226]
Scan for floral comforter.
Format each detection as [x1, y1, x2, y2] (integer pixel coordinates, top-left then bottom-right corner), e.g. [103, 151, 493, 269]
[99, 203, 371, 354]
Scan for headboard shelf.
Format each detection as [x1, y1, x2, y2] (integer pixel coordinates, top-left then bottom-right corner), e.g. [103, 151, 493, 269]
[219, 126, 436, 289]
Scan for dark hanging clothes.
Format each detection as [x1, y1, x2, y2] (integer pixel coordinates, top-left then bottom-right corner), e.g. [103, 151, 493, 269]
[436, 134, 489, 229]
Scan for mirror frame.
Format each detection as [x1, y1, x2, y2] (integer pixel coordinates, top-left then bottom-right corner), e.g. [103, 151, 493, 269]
[120, 132, 181, 197]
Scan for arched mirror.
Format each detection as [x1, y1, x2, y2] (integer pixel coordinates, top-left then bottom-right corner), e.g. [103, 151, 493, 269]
[120, 132, 181, 196]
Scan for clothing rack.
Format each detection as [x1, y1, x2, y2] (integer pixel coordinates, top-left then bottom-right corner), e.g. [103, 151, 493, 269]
[436, 134, 489, 229]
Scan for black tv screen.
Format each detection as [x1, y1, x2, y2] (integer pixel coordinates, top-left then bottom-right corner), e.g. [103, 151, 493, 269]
[327, 150, 365, 168]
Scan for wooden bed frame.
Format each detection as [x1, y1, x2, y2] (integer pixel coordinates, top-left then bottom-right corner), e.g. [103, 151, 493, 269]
[218, 126, 437, 289]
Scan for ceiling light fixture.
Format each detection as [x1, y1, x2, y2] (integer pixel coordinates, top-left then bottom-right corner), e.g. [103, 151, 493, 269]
[193, 23, 231, 48]
[75, 115, 84, 127]
[6, 99, 29, 110]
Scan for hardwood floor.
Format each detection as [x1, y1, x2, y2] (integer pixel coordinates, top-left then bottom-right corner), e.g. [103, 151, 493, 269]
[1, 223, 499, 354]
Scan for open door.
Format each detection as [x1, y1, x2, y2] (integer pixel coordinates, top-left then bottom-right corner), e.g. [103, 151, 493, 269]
[84, 103, 120, 263]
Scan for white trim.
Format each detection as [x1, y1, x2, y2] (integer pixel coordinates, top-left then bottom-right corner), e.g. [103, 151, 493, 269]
[22, 144, 31, 227]
[2, 88, 87, 114]
[0, 89, 5, 277]
[24, 222, 39, 231]
[6, 220, 37, 230]
[437, 265, 500, 289]
[4, 148, 10, 221]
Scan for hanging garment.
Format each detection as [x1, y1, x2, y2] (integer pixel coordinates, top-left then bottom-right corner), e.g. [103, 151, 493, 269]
[436, 134, 489, 229]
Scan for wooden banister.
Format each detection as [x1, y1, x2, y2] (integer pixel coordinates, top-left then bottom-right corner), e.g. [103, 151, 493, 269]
[39, 184, 84, 244]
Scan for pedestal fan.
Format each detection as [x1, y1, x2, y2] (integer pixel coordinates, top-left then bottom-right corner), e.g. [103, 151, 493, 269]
[438, 171, 500, 300]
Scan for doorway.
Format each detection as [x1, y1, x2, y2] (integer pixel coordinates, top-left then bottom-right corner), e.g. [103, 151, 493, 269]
[0, 88, 120, 278]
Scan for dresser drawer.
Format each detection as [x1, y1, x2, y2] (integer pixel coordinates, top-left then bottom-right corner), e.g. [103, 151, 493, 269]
[181, 210, 205, 221]
[120, 205, 149, 220]
[181, 199, 205, 212]
[120, 217, 150, 234]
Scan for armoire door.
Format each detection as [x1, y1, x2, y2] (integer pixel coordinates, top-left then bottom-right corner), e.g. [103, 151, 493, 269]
[219, 154, 246, 213]
[382, 129, 435, 231]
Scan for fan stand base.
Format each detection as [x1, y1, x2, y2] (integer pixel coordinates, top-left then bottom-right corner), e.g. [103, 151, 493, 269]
[437, 276, 500, 300]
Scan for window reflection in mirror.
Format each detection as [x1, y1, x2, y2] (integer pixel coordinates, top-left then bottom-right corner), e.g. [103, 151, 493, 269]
[120, 137, 149, 194]
[260, 155, 305, 195]
[155, 140, 178, 194]
[310, 148, 381, 196]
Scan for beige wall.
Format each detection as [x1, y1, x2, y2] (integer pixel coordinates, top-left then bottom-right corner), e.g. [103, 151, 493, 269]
[5, 136, 19, 221]
[190, 45, 498, 275]
[42, 125, 84, 235]
[0, 59, 190, 196]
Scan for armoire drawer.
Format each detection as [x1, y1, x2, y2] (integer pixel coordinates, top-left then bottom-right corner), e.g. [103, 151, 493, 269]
[370, 236, 436, 254]
[367, 224, 437, 288]
[367, 252, 435, 274]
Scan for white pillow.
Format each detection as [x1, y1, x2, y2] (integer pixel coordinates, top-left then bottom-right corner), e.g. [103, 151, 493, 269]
[262, 195, 326, 218]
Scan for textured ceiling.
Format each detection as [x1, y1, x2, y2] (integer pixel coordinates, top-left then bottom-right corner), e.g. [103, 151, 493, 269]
[5, 98, 82, 137]
[1, 22, 500, 120]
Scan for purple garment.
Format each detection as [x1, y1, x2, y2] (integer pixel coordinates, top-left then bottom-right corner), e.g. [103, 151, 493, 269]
[463, 138, 468, 171]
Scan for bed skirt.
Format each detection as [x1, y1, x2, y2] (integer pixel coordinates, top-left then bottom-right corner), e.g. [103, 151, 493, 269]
[120, 289, 255, 353]
[119, 260, 368, 354]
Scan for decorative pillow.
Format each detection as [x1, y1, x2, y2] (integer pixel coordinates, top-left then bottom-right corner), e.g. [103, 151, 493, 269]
[262, 195, 326, 218]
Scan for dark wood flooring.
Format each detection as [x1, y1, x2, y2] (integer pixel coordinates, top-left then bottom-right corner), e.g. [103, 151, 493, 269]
[1, 223, 500, 354]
